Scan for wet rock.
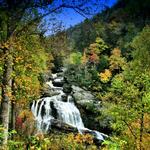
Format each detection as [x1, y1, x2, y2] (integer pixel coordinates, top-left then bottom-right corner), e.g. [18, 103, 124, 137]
[63, 83, 72, 94]
[52, 77, 64, 87]
[41, 101, 46, 119]
[50, 119, 78, 133]
[49, 119, 108, 143]
[57, 72, 64, 77]
[31, 67, 110, 144]
[79, 128, 108, 144]
[67, 95, 75, 103]
[51, 68, 63, 74]
[36, 100, 42, 116]
[50, 101, 58, 119]
[71, 85, 112, 133]
[61, 94, 68, 102]
[41, 90, 60, 98]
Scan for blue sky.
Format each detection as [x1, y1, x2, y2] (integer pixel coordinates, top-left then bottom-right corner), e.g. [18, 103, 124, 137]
[59, 0, 117, 28]
[44, 0, 117, 35]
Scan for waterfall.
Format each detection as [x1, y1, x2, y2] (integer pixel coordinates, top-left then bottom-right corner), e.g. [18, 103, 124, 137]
[31, 68, 108, 141]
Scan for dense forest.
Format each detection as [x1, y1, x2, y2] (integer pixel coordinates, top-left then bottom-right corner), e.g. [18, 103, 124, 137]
[0, 0, 150, 149]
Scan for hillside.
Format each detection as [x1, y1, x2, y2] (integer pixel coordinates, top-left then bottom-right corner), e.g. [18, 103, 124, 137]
[67, 0, 150, 53]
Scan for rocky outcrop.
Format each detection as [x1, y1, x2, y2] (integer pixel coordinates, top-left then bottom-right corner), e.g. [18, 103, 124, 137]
[72, 85, 100, 109]
[50, 119, 78, 133]
[72, 86, 94, 101]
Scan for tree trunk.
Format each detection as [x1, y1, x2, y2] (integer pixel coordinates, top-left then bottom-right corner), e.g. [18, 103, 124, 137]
[10, 79, 16, 131]
[10, 102, 16, 130]
[139, 104, 144, 150]
[0, 49, 13, 145]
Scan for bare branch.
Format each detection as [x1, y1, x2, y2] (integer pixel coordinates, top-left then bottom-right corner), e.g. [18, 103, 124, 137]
[123, 120, 138, 150]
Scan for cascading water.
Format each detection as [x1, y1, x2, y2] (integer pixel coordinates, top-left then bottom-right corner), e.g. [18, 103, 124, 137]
[31, 68, 108, 141]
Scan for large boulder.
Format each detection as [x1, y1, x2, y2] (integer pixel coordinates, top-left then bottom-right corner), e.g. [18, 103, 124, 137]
[63, 83, 72, 94]
[71, 85, 112, 133]
[72, 85, 100, 109]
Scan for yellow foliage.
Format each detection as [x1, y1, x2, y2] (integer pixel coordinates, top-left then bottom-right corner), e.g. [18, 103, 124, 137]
[25, 64, 32, 69]
[109, 47, 127, 71]
[89, 43, 98, 53]
[3, 42, 10, 49]
[15, 56, 23, 63]
[99, 69, 112, 82]
[0, 126, 5, 132]
[123, 113, 150, 150]
[5, 91, 12, 97]
[19, 109, 33, 120]
[81, 51, 88, 65]
[74, 133, 94, 144]
[35, 133, 44, 141]
[111, 48, 121, 57]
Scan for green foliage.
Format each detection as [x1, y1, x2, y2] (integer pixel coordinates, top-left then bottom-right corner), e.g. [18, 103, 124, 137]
[68, 52, 82, 65]
[102, 138, 127, 150]
[89, 37, 108, 54]
[49, 31, 68, 69]
[130, 26, 150, 71]
[0, 127, 23, 149]
[0, 10, 8, 41]
[65, 3, 150, 149]
[4, 32, 54, 107]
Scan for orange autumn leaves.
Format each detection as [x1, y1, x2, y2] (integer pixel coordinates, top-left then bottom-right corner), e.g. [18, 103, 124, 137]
[80, 38, 125, 83]
[81, 37, 108, 65]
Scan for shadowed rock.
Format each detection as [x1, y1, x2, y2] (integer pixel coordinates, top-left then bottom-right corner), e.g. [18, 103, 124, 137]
[50, 101, 58, 119]
[50, 119, 78, 133]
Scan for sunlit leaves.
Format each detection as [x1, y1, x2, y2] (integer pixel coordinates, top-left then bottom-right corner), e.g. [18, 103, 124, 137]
[99, 69, 112, 83]
[109, 48, 126, 71]
[68, 52, 82, 65]
[74, 133, 93, 144]
[81, 49, 88, 65]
